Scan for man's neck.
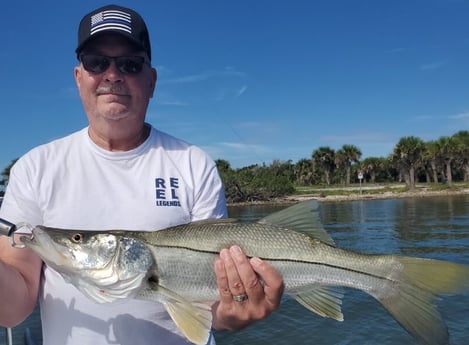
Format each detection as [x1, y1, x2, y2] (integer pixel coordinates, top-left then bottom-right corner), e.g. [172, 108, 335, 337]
[88, 123, 150, 151]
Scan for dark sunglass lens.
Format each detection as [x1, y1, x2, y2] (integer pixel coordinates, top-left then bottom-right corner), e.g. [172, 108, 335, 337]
[116, 57, 144, 74]
[81, 55, 110, 73]
[80, 55, 145, 74]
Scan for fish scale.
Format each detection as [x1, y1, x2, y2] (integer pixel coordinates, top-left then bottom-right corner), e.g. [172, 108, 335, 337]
[147, 224, 398, 297]
[148, 222, 321, 260]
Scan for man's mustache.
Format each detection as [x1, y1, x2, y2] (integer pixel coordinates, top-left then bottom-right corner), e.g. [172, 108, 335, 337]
[96, 85, 129, 96]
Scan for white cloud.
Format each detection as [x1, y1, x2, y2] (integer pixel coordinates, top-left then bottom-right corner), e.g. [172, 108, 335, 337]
[319, 132, 392, 143]
[419, 60, 446, 71]
[160, 69, 246, 85]
[236, 85, 248, 97]
[385, 47, 406, 54]
[449, 111, 469, 119]
[219, 141, 267, 152]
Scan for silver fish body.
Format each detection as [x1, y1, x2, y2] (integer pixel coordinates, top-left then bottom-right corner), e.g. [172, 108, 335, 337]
[21, 200, 469, 345]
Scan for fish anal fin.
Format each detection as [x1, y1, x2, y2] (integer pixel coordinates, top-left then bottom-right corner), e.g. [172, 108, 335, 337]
[156, 286, 213, 345]
[293, 286, 344, 321]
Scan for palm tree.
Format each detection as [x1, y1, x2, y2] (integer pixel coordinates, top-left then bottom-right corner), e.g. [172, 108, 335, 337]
[294, 158, 314, 186]
[361, 157, 385, 183]
[436, 135, 460, 185]
[336, 144, 362, 185]
[423, 140, 443, 183]
[453, 131, 469, 181]
[1, 159, 18, 180]
[1, 158, 18, 194]
[392, 136, 425, 190]
[312, 147, 336, 185]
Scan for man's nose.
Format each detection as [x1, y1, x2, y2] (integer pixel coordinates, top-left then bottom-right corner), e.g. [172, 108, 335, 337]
[103, 61, 124, 82]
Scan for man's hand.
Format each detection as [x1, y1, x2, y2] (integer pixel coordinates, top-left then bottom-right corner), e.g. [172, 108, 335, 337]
[211, 245, 284, 331]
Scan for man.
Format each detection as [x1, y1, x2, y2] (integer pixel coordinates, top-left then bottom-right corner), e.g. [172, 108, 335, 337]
[0, 4, 284, 344]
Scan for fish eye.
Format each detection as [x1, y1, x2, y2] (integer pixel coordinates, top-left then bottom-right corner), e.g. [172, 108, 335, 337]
[71, 233, 83, 243]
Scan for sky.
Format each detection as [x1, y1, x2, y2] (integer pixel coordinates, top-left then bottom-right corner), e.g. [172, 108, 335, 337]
[1, 0, 469, 171]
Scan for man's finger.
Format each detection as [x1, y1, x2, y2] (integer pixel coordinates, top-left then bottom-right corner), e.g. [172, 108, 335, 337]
[250, 257, 284, 308]
[220, 248, 247, 300]
[214, 256, 232, 303]
[229, 246, 264, 302]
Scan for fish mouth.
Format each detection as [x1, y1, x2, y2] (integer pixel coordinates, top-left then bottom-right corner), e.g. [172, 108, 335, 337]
[20, 227, 71, 267]
[19, 228, 40, 246]
[20, 227, 48, 252]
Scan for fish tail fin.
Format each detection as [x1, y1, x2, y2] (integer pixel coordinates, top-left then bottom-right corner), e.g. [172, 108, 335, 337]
[372, 257, 469, 345]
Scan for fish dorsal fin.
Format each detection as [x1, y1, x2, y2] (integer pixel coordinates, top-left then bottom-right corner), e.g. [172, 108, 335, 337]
[149, 285, 213, 345]
[293, 286, 344, 321]
[258, 200, 335, 245]
[188, 218, 239, 225]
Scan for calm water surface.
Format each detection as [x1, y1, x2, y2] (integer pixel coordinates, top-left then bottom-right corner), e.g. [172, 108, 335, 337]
[2, 195, 469, 345]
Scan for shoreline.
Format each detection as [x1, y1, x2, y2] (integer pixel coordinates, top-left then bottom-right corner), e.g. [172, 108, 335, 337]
[228, 188, 469, 207]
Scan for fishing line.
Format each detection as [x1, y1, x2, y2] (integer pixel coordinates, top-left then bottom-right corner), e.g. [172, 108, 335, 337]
[222, 118, 266, 166]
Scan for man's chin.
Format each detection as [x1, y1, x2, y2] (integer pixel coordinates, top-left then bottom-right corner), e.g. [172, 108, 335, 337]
[101, 113, 130, 121]
[98, 104, 131, 121]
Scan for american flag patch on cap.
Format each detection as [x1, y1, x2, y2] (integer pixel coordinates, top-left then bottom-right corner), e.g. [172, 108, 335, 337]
[90, 10, 132, 35]
[77, 5, 151, 60]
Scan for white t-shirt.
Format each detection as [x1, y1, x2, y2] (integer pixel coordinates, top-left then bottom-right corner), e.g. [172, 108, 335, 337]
[0, 125, 227, 345]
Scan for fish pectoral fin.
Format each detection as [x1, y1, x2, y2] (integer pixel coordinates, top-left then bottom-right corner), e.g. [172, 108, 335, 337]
[158, 286, 212, 345]
[293, 286, 344, 321]
[164, 301, 212, 345]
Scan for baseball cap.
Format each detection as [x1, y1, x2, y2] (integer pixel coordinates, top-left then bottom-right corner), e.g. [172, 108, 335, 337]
[76, 4, 152, 60]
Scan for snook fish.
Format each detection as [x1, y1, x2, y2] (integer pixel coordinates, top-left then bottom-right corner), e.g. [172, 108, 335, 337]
[20, 200, 469, 345]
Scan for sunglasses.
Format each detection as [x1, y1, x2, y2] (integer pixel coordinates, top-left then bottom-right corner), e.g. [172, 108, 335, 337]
[80, 54, 149, 74]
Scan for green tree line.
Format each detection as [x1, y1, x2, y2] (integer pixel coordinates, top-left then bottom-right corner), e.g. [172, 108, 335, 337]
[216, 130, 469, 202]
[1, 131, 468, 202]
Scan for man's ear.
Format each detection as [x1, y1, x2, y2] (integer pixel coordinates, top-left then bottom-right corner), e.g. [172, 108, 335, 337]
[149, 68, 157, 97]
[74, 66, 82, 89]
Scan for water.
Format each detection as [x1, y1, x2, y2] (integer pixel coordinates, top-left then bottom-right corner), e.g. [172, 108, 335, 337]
[2, 195, 469, 345]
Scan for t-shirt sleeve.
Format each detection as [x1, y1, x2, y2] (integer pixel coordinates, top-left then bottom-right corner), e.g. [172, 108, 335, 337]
[189, 154, 228, 221]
